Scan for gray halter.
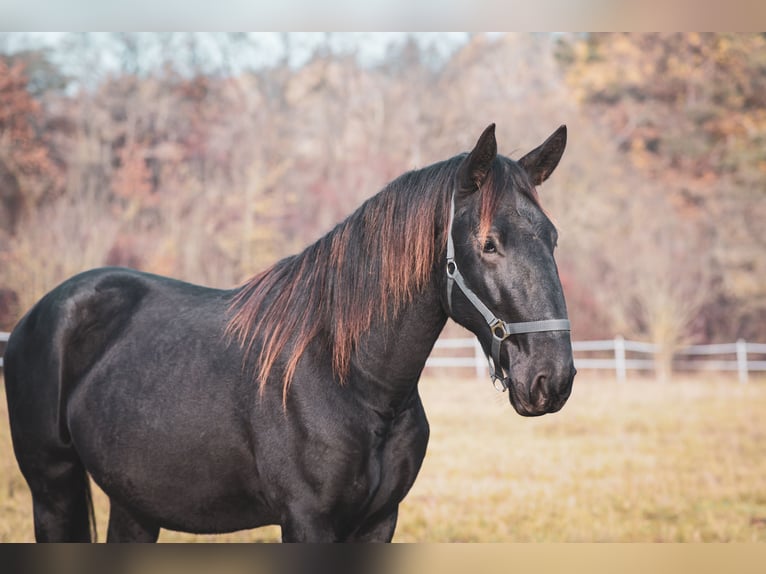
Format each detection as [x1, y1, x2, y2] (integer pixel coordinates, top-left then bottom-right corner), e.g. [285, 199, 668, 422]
[445, 192, 571, 391]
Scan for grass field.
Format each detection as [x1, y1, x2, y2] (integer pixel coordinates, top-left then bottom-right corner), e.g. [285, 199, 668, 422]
[1, 374, 765, 542]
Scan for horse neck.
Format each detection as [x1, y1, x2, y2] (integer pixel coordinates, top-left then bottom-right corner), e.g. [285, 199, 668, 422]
[349, 266, 448, 415]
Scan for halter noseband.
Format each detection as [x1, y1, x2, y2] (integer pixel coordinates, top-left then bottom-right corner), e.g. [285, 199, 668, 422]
[445, 192, 571, 391]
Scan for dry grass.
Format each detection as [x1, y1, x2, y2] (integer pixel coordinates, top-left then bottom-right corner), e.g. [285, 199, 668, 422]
[1, 373, 765, 542]
[399, 374, 766, 542]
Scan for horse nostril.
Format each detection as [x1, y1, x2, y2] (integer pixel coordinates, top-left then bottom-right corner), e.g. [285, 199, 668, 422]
[530, 372, 549, 406]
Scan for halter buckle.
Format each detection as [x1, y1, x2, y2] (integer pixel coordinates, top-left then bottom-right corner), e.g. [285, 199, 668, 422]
[490, 319, 508, 341]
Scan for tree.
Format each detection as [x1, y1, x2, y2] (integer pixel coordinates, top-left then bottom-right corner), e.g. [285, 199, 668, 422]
[0, 58, 59, 233]
[559, 32, 766, 347]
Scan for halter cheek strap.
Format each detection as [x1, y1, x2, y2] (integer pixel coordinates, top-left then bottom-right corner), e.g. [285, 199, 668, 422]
[445, 192, 571, 391]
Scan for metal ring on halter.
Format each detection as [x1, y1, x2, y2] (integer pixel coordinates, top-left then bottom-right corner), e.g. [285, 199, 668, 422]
[487, 355, 509, 392]
[492, 377, 509, 392]
[446, 259, 457, 277]
[490, 319, 508, 341]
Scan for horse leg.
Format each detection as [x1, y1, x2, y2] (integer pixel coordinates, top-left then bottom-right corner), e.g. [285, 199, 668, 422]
[281, 522, 337, 542]
[106, 500, 160, 543]
[345, 508, 399, 542]
[23, 453, 93, 542]
[281, 506, 398, 542]
[281, 510, 340, 542]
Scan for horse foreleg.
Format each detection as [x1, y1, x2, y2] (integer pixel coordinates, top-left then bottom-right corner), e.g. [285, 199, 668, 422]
[345, 508, 398, 542]
[106, 500, 160, 543]
[281, 506, 398, 542]
[280, 510, 342, 543]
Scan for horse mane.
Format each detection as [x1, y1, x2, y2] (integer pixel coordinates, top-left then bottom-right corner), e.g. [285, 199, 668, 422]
[226, 157, 457, 401]
[226, 154, 541, 403]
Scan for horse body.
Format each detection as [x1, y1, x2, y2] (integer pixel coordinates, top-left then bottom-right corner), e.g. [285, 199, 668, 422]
[4, 124, 575, 542]
[6, 267, 434, 541]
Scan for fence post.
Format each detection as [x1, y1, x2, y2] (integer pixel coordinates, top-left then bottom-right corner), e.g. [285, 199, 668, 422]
[615, 335, 627, 383]
[736, 339, 748, 384]
[473, 338, 486, 379]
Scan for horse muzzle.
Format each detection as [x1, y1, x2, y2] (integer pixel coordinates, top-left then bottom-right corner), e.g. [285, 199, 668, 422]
[507, 363, 576, 417]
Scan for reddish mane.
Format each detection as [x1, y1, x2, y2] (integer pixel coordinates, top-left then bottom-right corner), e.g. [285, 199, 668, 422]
[226, 155, 541, 403]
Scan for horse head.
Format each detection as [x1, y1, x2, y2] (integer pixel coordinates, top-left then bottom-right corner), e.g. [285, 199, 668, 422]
[446, 124, 576, 416]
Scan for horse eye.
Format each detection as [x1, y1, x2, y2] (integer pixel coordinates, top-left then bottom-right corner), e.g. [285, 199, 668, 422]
[482, 239, 497, 254]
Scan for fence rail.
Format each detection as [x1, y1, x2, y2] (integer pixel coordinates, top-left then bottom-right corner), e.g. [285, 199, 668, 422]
[427, 335, 766, 384]
[1, 331, 765, 382]
[0, 331, 7, 368]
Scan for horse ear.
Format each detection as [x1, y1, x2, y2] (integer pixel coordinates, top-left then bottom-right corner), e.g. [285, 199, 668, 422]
[457, 123, 497, 197]
[518, 125, 567, 186]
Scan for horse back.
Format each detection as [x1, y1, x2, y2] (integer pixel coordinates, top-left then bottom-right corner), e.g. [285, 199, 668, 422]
[4, 267, 233, 443]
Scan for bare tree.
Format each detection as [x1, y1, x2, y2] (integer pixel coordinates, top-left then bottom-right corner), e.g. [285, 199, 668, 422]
[599, 189, 715, 381]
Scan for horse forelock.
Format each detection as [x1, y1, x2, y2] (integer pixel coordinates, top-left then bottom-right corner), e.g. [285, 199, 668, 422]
[477, 158, 546, 241]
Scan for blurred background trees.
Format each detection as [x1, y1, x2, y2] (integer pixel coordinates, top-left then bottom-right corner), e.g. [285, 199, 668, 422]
[0, 32, 763, 360]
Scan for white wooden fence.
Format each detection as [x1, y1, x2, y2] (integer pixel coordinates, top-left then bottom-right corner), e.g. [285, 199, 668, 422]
[426, 335, 766, 384]
[0, 331, 7, 369]
[1, 331, 765, 382]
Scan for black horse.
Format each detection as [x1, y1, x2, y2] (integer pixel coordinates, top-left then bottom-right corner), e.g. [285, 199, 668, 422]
[4, 124, 575, 542]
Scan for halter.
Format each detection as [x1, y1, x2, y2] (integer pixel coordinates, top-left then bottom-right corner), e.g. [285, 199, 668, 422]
[445, 192, 571, 392]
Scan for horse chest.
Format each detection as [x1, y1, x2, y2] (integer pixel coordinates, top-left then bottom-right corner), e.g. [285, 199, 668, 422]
[258, 392, 429, 531]
[340, 399, 431, 522]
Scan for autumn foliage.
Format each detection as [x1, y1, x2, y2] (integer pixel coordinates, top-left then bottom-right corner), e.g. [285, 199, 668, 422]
[0, 59, 59, 230]
[0, 33, 764, 356]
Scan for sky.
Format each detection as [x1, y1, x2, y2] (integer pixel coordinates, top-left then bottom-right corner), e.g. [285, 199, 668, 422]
[0, 32, 473, 82]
